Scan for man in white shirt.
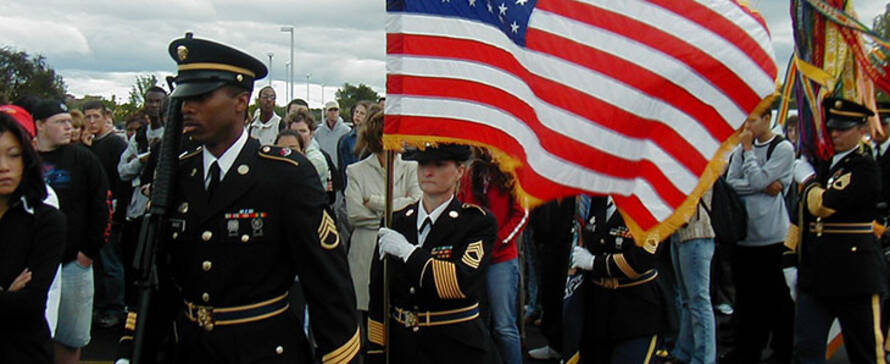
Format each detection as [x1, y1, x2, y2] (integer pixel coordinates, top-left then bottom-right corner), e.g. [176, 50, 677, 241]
[248, 86, 281, 145]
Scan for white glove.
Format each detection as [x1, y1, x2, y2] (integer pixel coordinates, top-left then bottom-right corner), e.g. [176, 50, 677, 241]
[115, 359, 131, 364]
[782, 266, 798, 302]
[571, 246, 595, 271]
[792, 157, 816, 184]
[377, 227, 417, 262]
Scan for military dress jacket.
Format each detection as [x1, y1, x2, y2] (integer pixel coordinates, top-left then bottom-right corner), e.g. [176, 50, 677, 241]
[876, 146, 890, 215]
[796, 145, 887, 297]
[366, 198, 498, 362]
[163, 137, 360, 363]
[579, 197, 665, 341]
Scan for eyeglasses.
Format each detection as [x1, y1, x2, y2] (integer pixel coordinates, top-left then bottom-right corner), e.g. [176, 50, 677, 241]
[327, 108, 339, 111]
[260, 95, 276, 100]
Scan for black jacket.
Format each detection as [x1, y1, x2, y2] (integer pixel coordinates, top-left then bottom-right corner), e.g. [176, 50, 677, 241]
[0, 199, 65, 364]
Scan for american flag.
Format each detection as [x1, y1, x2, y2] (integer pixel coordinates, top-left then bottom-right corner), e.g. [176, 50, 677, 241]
[384, 0, 778, 243]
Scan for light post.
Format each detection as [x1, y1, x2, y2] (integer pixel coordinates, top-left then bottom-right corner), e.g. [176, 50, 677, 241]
[280, 26, 294, 105]
[321, 83, 325, 106]
[284, 62, 291, 101]
[266, 52, 273, 86]
[306, 73, 311, 103]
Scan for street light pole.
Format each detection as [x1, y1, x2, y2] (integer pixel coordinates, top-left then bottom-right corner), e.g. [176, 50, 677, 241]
[266, 52, 273, 87]
[284, 62, 291, 101]
[280, 26, 295, 104]
[321, 83, 325, 106]
[306, 73, 311, 103]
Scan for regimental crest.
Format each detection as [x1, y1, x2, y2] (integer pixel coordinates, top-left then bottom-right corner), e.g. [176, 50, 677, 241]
[177, 45, 189, 61]
[318, 210, 340, 250]
[461, 240, 484, 269]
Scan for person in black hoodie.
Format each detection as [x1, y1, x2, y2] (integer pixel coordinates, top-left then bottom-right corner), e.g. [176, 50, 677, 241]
[0, 111, 66, 363]
[33, 99, 110, 364]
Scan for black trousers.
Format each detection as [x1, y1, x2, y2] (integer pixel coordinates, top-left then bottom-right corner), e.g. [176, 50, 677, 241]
[794, 291, 885, 364]
[731, 243, 795, 362]
[536, 236, 572, 351]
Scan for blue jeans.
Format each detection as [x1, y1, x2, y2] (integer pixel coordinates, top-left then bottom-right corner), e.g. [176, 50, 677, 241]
[55, 261, 94, 348]
[95, 228, 125, 315]
[487, 258, 522, 364]
[670, 237, 716, 364]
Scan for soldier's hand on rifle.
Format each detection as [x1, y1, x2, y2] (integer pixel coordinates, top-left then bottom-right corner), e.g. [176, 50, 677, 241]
[377, 227, 416, 262]
[571, 246, 595, 271]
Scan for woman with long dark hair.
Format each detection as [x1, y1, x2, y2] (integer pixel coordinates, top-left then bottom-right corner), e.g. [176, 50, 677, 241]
[0, 111, 66, 363]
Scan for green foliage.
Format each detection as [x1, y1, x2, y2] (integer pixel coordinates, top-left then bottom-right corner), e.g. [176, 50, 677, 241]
[0, 47, 67, 104]
[875, 4, 890, 102]
[335, 83, 381, 121]
[128, 74, 160, 106]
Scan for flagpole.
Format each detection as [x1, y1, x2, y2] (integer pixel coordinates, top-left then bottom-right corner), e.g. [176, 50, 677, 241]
[383, 149, 395, 364]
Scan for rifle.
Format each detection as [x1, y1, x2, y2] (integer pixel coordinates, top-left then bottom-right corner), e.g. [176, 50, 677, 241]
[131, 81, 184, 364]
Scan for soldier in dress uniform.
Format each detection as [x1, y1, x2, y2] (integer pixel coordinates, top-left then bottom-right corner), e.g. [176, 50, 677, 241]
[873, 102, 890, 219]
[118, 34, 360, 364]
[787, 97, 886, 364]
[569, 196, 666, 363]
[365, 144, 501, 363]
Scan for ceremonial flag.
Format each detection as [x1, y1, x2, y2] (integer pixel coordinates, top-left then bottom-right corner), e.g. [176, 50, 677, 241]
[385, 0, 778, 244]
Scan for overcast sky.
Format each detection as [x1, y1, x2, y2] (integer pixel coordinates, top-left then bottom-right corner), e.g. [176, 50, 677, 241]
[1, 0, 887, 108]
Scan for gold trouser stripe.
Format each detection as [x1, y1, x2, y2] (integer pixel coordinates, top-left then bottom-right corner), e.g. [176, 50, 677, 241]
[178, 62, 256, 77]
[643, 335, 658, 363]
[566, 351, 580, 364]
[612, 254, 641, 279]
[368, 319, 385, 346]
[323, 328, 361, 364]
[872, 294, 886, 364]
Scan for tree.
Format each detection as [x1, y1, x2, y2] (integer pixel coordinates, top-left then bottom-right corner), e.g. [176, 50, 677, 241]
[335, 83, 381, 121]
[0, 47, 67, 104]
[128, 74, 161, 106]
[874, 4, 890, 102]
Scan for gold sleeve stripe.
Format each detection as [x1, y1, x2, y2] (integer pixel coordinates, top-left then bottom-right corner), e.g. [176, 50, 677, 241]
[784, 224, 800, 252]
[368, 319, 385, 346]
[119, 335, 134, 343]
[461, 241, 484, 269]
[419, 258, 433, 287]
[125, 312, 138, 331]
[612, 254, 641, 279]
[806, 186, 837, 218]
[322, 328, 361, 364]
[259, 153, 300, 167]
[433, 260, 466, 299]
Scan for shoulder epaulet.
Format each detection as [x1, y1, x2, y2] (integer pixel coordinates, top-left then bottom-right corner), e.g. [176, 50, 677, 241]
[462, 203, 486, 215]
[258, 145, 300, 168]
[179, 146, 203, 160]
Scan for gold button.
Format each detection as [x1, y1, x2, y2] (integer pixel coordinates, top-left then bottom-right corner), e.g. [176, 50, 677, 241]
[241, 234, 250, 243]
[202, 293, 210, 302]
[851, 246, 858, 252]
[409, 287, 416, 294]
[172, 232, 179, 239]
[275, 346, 284, 354]
[202, 261, 212, 271]
[202, 231, 213, 241]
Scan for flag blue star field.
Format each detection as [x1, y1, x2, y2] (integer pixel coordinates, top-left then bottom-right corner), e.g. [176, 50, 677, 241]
[384, 0, 778, 244]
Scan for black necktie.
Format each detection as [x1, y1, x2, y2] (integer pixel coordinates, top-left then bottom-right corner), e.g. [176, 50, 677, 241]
[206, 161, 220, 200]
[420, 217, 432, 234]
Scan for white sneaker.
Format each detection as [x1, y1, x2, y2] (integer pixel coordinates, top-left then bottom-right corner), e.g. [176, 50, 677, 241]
[528, 345, 561, 360]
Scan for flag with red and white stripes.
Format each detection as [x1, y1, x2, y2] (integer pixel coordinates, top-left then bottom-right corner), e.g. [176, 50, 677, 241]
[384, 0, 778, 244]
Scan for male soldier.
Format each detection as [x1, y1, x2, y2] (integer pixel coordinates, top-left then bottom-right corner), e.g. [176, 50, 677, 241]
[788, 97, 886, 363]
[366, 144, 500, 363]
[119, 34, 360, 363]
[569, 196, 666, 363]
[872, 102, 890, 216]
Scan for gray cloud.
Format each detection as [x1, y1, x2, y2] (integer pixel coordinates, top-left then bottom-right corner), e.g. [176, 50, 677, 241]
[1, 0, 885, 108]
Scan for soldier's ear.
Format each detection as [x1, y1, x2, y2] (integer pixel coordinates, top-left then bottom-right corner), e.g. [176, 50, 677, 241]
[233, 91, 250, 114]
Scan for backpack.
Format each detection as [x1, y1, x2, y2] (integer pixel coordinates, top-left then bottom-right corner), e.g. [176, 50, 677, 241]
[704, 135, 788, 245]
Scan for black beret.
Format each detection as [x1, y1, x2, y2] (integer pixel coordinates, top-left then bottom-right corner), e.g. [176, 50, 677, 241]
[32, 99, 69, 121]
[822, 97, 874, 130]
[403, 143, 471, 163]
[168, 33, 268, 99]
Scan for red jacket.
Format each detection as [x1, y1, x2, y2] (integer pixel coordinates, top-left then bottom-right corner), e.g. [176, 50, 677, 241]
[458, 166, 528, 264]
